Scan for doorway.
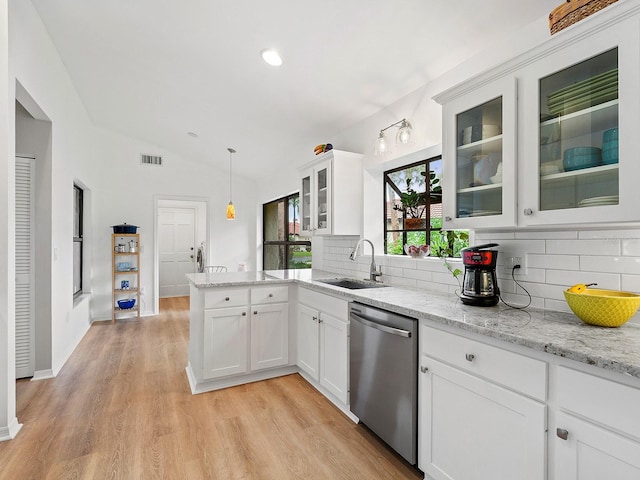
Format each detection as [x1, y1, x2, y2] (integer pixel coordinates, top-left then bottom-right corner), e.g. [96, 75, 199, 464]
[154, 198, 208, 312]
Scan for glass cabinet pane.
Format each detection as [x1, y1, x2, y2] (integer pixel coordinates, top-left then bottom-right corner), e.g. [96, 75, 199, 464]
[455, 97, 503, 218]
[539, 48, 618, 211]
[301, 174, 311, 231]
[316, 167, 328, 230]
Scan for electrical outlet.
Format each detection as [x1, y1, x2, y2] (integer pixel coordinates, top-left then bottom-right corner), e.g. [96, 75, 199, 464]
[507, 256, 526, 274]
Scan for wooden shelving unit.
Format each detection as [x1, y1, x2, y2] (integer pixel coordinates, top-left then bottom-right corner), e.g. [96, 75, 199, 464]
[112, 233, 140, 323]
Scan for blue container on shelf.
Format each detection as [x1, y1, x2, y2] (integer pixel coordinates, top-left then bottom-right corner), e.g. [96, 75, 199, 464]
[117, 299, 136, 309]
[602, 128, 619, 165]
[563, 146, 602, 171]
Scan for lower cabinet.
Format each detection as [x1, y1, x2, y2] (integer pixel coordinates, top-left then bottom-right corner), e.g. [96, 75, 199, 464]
[553, 366, 640, 480]
[203, 306, 249, 379]
[250, 302, 288, 371]
[199, 285, 289, 381]
[554, 412, 640, 480]
[419, 324, 546, 480]
[297, 288, 350, 406]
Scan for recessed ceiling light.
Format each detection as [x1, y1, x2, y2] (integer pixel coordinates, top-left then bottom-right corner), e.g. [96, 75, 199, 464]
[261, 49, 283, 66]
[187, 131, 199, 138]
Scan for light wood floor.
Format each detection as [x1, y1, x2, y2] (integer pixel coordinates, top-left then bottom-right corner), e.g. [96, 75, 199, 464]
[0, 296, 422, 479]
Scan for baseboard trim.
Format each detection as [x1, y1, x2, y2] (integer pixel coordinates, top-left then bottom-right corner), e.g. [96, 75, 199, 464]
[0, 417, 23, 442]
[31, 369, 55, 381]
[187, 364, 298, 395]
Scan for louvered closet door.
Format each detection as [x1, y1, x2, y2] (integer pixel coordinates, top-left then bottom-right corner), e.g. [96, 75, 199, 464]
[15, 157, 35, 379]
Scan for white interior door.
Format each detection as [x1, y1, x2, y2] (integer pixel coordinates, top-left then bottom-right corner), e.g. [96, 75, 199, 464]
[15, 156, 35, 379]
[158, 207, 195, 297]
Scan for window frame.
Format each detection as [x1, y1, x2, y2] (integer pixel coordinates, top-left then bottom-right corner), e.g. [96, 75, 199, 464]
[73, 184, 83, 297]
[262, 193, 311, 270]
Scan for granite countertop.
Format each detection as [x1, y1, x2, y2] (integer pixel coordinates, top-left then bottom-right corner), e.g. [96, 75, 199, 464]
[188, 269, 640, 380]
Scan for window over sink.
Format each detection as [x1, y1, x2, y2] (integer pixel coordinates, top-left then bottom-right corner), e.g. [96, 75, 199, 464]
[384, 156, 468, 257]
[263, 193, 312, 270]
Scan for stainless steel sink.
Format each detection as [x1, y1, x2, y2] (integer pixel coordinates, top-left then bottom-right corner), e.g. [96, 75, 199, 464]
[317, 278, 387, 290]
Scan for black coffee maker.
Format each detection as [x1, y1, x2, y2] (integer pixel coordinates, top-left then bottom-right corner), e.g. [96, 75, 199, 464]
[460, 243, 500, 306]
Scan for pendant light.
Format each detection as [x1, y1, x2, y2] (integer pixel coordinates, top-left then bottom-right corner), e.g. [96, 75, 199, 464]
[226, 147, 236, 220]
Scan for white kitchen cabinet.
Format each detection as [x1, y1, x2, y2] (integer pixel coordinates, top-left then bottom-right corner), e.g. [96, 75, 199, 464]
[418, 325, 546, 480]
[203, 306, 249, 380]
[434, 2, 640, 229]
[250, 302, 288, 371]
[190, 284, 292, 390]
[297, 287, 350, 406]
[297, 303, 319, 379]
[552, 366, 640, 480]
[299, 149, 363, 236]
[440, 77, 517, 230]
[554, 412, 640, 480]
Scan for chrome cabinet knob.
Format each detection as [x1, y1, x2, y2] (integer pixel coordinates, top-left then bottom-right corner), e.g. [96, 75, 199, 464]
[225, 297, 230, 301]
[420, 366, 429, 373]
[524, 208, 533, 216]
[268, 293, 273, 298]
[465, 353, 475, 362]
[254, 310, 258, 315]
[556, 428, 569, 440]
[444, 216, 452, 222]
[241, 312, 247, 316]
[312, 316, 318, 322]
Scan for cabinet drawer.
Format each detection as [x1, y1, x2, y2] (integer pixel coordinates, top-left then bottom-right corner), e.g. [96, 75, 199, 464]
[421, 325, 547, 400]
[556, 366, 640, 439]
[250, 285, 288, 305]
[204, 288, 248, 309]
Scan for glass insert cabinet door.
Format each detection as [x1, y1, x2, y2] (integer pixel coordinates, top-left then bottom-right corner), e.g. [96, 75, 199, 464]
[539, 48, 618, 212]
[300, 173, 312, 233]
[315, 165, 329, 232]
[455, 97, 504, 219]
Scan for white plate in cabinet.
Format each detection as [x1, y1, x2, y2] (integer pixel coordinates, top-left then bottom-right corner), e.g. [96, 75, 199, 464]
[204, 288, 248, 309]
[419, 356, 546, 480]
[421, 325, 547, 400]
[554, 411, 640, 480]
[250, 286, 288, 305]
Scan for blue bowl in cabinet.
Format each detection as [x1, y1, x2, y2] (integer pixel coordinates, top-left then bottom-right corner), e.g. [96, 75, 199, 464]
[563, 147, 602, 171]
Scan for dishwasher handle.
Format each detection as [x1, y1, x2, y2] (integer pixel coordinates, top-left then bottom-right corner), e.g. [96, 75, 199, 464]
[350, 312, 412, 338]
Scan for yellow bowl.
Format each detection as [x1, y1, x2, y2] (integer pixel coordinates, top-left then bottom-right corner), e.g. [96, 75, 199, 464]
[563, 288, 640, 327]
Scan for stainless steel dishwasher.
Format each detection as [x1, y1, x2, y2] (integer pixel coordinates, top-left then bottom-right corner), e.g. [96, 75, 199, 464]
[349, 302, 418, 465]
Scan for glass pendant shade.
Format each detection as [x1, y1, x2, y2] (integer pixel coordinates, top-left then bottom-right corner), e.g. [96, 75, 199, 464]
[226, 201, 235, 220]
[396, 119, 413, 144]
[374, 132, 389, 156]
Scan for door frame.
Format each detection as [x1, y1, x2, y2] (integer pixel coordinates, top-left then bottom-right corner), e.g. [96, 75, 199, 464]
[153, 196, 209, 313]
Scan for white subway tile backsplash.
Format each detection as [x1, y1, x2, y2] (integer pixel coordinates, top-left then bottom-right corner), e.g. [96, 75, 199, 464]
[546, 239, 620, 255]
[320, 228, 640, 319]
[515, 230, 578, 240]
[527, 253, 579, 270]
[580, 256, 640, 275]
[546, 269, 621, 290]
[622, 239, 640, 256]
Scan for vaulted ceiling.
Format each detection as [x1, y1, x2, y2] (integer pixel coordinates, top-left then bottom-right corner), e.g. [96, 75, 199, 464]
[30, 0, 560, 179]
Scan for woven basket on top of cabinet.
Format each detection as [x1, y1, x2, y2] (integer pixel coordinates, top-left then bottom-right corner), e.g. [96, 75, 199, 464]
[549, 0, 618, 34]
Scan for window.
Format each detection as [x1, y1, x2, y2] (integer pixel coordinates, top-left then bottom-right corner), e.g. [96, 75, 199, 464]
[73, 184, 83, 296]
[384, 156, 468, 256]
[263, 193, 312, 270]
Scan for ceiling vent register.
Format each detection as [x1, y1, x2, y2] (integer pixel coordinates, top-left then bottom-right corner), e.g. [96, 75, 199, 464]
[140, 154, 163, 166]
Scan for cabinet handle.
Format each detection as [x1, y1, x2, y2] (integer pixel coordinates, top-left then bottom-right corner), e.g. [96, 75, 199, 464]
[241, 312, 247, 316]
[465, 353, 475, 362]
[524, 208, 533, 216]
[312, 316, 318, 322]
[444, 216, 452, 222]
[268, 293, 273, 298]
[556, 428, 569, 440]
[318, 318, 323, 323]
[420, 366, 429, 373]
[225, 297, 230, 301]
[254, 310, 258, 315]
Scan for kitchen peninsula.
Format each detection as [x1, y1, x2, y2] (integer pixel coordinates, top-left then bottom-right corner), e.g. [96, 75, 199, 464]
[187, 268, 640, 478]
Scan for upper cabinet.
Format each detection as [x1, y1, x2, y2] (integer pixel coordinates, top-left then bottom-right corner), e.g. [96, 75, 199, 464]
[299, 150, 363, 236]
[435, 2, 640, 229]
[441, 77, 517, 229]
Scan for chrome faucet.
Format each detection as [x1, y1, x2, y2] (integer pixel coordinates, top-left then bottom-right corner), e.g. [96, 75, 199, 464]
[349, 238, 382, 282]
